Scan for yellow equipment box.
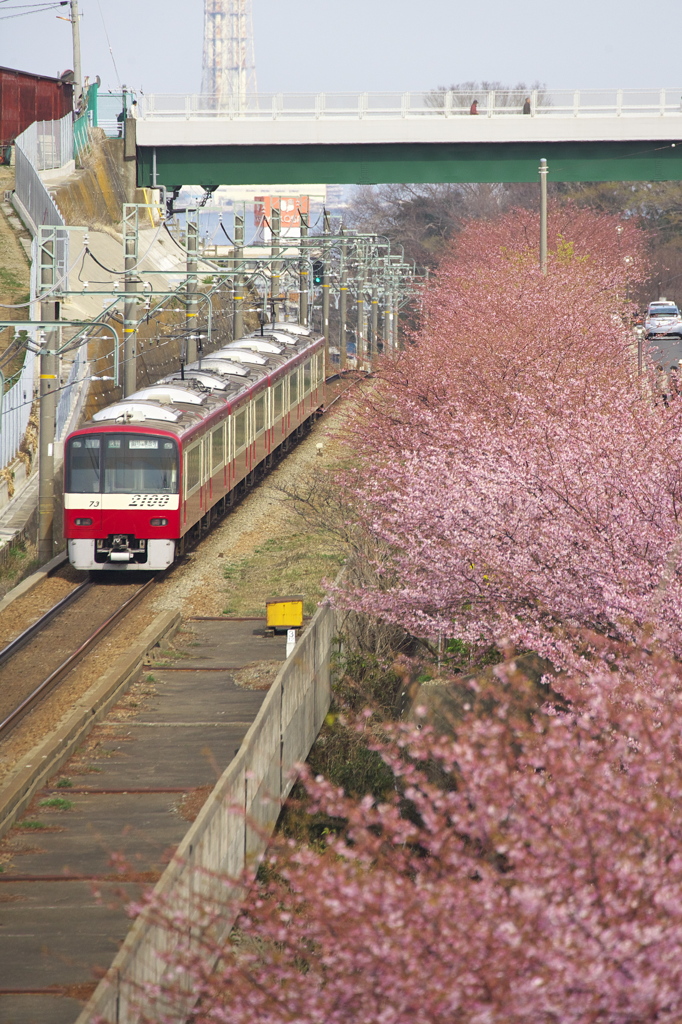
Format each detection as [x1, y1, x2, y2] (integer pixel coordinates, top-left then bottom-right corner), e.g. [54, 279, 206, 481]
[266, 595, 304, 630]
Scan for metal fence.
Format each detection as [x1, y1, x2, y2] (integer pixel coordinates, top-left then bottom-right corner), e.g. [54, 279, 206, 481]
[73, 113, 92, 162]
[13, 112, 73, 169]
[141, 88, 682, 121]
[7, 120, 71, 472]
[56, 343, 86, 440]
[13, 144, 66, 237]
[97, 92, 129, 137]
[0, 349, 36, 469]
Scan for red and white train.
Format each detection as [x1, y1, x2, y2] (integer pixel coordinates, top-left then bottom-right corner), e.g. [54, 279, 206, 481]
[64, 324, 325, 571]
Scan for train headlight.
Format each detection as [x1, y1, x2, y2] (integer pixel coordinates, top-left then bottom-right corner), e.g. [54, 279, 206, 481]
[75, 517, 93, 526]
[150, 517, 168, 526]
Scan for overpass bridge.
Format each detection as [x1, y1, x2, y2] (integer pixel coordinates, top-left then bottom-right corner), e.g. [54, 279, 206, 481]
[135, 88, 682, 189]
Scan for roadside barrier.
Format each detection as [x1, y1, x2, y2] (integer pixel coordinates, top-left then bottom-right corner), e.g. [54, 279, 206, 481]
[75, 599, 336, 1024]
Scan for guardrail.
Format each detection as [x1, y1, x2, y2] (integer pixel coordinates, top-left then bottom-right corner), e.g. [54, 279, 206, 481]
[140, 88, 682, 121]
[75, 599, 336, 1024]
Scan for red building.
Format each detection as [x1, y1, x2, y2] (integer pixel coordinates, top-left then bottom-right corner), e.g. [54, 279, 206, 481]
[0, 65, 73, 150]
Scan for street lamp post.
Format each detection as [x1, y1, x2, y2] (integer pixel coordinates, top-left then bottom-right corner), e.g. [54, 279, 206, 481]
[539, 157, 548, 274]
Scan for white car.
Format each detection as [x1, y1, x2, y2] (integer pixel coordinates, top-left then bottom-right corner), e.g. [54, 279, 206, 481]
[645, 300, 682, 339]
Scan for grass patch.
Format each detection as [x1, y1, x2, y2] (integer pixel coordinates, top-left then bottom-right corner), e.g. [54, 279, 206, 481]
[39, 797, 74, 811]
[0, 539, 40, 597]
[222, 529, 345, 617]
[16, 820, 48, 830]
[56, 778, 73, 788]
[0, 267, 21, 292]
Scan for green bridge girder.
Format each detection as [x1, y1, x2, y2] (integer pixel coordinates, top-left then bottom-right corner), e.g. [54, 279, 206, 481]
[137, 140, 682, 190]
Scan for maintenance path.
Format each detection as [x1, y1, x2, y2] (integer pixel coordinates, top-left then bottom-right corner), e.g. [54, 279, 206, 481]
[0, 616, 286, 1024]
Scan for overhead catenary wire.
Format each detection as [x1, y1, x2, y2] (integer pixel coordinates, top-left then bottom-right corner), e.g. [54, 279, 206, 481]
[0, 0, 67, 20]
[95, 0, 121, 90]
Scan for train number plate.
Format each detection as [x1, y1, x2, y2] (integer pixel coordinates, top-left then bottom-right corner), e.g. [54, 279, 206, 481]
[65, 494, 180, 511]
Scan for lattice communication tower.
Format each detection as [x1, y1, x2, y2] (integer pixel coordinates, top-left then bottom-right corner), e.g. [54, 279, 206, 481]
[202, 0, 257, 107]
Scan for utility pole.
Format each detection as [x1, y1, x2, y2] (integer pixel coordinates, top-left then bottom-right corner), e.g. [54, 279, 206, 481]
[383, 282, 392, 353]
[339, 232, 348, 370]
[185, 212, 199, 363]
[69, 1, 82, 111]
[271, 206, 281, 319]
[370, 275, 379, 366]
[321, 209, 331, 376]
[38, 233, 59, 564]
[539, 157, 548, 274]
[233, 211, 244, 340]
[356, 243, 365, 370]
[299, 210, 309, 327]
[123, 207, 138, 396]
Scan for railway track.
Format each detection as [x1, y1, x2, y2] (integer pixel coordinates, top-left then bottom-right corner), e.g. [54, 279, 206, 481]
[0, 576, 154, 741]
[0, 371, 365, 748]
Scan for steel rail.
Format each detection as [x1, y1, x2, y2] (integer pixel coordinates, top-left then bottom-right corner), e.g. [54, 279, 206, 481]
[324, 369, 370, 411]
[0, 374, 353, 741]
[0, 578, 155, 740]
[0, 581, 92, 668]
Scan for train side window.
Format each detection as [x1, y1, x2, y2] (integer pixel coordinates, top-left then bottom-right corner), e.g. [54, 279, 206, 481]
[274, 381, 283, 418]
[290, 369, 298, 406]
[255, 395, 265, 434]
[315, 353, 323, 384]
[234, 409, 246, 450]
[303, 360, 311, 393]
[185, 444, 201, 494]
[211, 424, 225, 470]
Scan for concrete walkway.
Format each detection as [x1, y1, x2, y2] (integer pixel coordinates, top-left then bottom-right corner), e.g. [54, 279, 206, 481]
[0, 617, 285, 1024]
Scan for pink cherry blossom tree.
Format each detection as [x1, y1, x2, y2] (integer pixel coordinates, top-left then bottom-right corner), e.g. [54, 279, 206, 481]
[335, 204, 682, 676]
[120, 206, 682, 1024]
[135, 670, 682, 1024]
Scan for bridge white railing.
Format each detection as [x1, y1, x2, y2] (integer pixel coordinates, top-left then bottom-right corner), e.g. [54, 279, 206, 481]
[140, 89, 682, 121]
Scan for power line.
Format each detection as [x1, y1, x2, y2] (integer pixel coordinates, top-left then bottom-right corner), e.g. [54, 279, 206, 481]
[0, 1, 67, 20]
[95, 0, 121, 90]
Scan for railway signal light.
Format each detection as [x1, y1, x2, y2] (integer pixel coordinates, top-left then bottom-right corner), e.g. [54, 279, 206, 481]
[312, 260, 324, 287]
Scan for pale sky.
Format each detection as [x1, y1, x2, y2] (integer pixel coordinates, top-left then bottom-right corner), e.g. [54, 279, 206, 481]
[0, 0, 679, 97]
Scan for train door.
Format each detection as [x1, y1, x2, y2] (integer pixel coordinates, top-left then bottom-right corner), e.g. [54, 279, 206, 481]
[273, 380, 284, 444]
[254, 392, 266, 463]
[184, 441, 202, 527]
[233, 407, 248, 486]
[303, 359, 312, 415]
[211, 422, 226, 503]
[290, 366, 299, 428]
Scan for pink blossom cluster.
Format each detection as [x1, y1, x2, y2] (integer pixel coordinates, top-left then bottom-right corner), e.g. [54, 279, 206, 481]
[336, 204, 682, 673]
[138, 681, 682, 1024]
[127, 207, 682, 1024]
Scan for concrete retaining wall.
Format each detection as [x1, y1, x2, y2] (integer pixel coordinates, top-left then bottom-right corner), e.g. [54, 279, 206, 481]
[75, 600, 336, 1024]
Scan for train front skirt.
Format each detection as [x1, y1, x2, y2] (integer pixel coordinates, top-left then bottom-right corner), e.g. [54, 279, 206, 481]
[68, 537, 176, 571]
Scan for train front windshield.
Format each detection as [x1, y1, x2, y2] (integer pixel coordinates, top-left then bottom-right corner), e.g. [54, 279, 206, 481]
[67, 434, 179, 493]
